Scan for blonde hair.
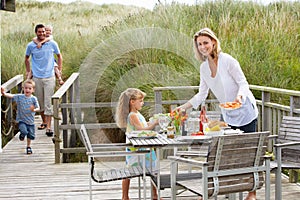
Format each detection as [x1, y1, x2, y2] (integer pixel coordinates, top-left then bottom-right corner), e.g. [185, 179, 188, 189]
[193, 27, 222, 62]
[45, 24, 53, 31]
[23, 79, 35, 88]
[115, 88, 146, 128]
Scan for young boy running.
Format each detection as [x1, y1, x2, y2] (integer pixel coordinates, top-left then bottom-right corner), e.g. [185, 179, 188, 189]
[1, 79, 40, 154]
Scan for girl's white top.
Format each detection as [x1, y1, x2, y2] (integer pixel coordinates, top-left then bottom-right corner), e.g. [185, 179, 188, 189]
[189, 52, 258, 126]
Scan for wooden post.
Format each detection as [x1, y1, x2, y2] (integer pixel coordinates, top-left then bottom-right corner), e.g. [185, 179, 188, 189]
[261, 91, 271, 131]
[62, 93, 68, 163]
[69, 83, 76, 149]
[74, 75, 82, 124]
[53, 98, 61, 163]
[6, 91, 12, 138]
[154, 89, 163, 114]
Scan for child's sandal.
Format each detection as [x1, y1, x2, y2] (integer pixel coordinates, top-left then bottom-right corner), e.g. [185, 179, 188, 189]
[26, 147, 33, 154]
[19, 134, 25, 141]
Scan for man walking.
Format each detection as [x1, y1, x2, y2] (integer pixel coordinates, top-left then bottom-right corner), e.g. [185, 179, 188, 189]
[25, 24, 63, 137]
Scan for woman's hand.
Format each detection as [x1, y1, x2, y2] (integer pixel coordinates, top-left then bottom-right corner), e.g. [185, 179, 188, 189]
[235, 95, 242, 104]
[172, 102, 192, 113]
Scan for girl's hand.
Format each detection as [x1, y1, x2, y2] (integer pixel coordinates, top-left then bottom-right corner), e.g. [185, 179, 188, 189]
[152, 119, 159, 126]
[1, 87, 4, 96]
[148, 118, 158, 127]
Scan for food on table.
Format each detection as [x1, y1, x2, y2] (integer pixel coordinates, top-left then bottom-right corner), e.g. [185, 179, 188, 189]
[219, 102, 241, 110]
[206, 120, 228, 132]
[206, 125, 221, 131]
[191, 131, 204, 136]
[137, 131, 157, 137]
[207, 120, 228, 128]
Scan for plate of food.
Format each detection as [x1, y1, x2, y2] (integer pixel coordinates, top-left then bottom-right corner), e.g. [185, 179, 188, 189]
[219, 102, 242, 110]
[127, 130, 158, 139]
[204, 129, 224, 136]
[203, 120, 227, 136]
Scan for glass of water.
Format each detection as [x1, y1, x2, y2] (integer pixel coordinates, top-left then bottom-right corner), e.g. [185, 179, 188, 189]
[158, 115, 170, 133]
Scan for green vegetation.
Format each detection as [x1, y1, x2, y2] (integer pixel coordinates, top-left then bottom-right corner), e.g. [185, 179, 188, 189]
[1, 0, 145, 81]
[1, 0, 300, 144]
[2, 0, 299, 90]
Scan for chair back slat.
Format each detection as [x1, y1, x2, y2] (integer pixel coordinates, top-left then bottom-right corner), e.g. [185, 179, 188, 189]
[278, 116, 300, 163]
[205, 131, 269, 196]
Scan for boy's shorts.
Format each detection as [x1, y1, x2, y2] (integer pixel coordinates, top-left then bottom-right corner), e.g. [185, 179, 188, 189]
[19, 122, 35, 140]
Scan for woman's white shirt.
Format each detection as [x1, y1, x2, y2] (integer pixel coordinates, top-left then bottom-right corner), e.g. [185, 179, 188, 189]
[189, 52, 258, 126]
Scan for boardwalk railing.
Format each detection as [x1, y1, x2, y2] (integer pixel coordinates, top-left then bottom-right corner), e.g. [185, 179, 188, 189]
[2, 73, 300, 176]
[51, 72, 82, 163]
[153, 85, 300, 132]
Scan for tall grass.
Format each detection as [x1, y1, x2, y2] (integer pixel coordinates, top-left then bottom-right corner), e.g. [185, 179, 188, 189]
[2, 0, 299, 89]
[1, 0, 145, 81]
[83, 0, 300, 107]
[1, 0, 300, 143]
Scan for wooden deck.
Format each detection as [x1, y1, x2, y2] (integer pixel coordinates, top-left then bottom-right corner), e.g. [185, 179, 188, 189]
[0, 116, 300, 200]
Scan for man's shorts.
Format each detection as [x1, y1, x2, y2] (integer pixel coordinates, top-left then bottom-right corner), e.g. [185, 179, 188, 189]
[33, 76, 55, 115]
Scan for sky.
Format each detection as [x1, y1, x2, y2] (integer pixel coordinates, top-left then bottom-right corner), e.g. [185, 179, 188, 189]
[35, 0, 298, 10]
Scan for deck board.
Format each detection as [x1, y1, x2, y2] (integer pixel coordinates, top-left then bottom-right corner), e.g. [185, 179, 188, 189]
[0, 116, 300, 199]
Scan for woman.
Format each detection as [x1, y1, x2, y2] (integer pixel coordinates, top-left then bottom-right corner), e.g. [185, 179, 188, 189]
[177, 28, 258, 200]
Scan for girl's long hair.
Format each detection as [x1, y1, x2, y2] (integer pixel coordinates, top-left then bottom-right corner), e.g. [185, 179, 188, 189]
[115, 88, 146, 128]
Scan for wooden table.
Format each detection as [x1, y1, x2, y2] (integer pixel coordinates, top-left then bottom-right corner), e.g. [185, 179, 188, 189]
[127, 134, 212, 199]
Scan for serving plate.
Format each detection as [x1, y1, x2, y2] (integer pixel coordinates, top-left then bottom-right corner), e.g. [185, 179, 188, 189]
[204, 129, 224, 136]
[219, 102, 242, 110]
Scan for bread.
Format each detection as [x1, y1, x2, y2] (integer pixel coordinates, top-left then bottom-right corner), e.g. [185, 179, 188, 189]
[208, 120, 228, 128]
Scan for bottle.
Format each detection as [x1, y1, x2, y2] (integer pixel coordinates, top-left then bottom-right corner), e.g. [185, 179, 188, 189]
[199, 106, 208, 132]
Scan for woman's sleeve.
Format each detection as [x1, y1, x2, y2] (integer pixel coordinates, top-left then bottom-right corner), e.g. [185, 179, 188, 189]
[188, 74, 209, 109]
[228, 58, 250, 99]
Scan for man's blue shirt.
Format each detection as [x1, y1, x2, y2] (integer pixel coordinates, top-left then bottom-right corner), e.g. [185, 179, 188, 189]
[25, 40, 60, 78]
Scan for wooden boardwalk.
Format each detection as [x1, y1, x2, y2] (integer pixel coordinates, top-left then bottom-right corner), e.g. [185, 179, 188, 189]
[1, 116, 300, 200]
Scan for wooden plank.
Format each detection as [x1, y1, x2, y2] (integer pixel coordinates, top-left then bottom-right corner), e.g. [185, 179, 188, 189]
[0, 119, 300, 199]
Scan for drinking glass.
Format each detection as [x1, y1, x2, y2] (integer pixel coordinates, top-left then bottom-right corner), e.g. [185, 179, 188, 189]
[158, 115, 170, 133]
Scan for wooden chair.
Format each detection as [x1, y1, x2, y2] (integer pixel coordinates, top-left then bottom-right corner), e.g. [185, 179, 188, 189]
[271, 116, 300, 200]
[168, 131, 271, 200]
[80, 124, 150, 200]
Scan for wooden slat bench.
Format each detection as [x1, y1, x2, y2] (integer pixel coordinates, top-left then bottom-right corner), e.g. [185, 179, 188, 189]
[271, 116, 300, 200]
[80, 125, 150, 200]
[168, 131, 271, 200]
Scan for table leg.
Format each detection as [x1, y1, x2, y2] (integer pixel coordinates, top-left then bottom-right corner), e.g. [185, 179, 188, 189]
[157, 148, 161, 200]
[228, 193, 236, 200]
